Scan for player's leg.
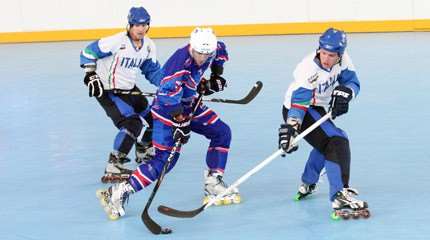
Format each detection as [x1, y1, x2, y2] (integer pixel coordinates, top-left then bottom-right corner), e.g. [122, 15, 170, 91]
[191, 105, 240, 205]
[97, 93, 143, 183]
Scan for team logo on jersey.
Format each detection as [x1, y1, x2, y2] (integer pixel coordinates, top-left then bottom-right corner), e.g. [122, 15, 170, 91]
[307, 72, 318, 84]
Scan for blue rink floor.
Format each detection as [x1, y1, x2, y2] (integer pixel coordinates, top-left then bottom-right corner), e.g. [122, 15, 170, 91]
[1, 32, 429, 240]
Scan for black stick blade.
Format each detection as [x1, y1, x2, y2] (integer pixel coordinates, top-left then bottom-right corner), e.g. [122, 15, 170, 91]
[157, 204, 206, 218]
[142, 208, 172, 234]
[208, 81, 263, 104]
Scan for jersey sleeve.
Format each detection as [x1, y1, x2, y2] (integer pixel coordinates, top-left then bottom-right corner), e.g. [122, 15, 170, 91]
[140, 38, 162, 86]
[210, 41, 229, 69]
[288, 61, 317, 123]
[157, 50, 189, 116]
[79, 33, 122, 68]
[338, 52, 360, 97]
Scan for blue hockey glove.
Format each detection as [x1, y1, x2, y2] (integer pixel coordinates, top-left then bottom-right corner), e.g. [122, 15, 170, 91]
[330, 85, 353, 119]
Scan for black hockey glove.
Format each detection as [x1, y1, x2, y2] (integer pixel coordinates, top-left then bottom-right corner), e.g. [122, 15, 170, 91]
[84, 71, 104, 98]
[330, 85, 353, 119]
[278, 118, 300, 154]
[172, 115, 191, 144]
[197, 74, 227, 96]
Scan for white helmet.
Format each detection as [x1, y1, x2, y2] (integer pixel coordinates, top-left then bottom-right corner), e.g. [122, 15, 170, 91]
[190, 27, 217, 54]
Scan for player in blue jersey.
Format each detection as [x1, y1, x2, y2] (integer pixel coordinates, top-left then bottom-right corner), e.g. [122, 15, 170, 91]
[96, 27, 240, 220]
[278, 28, 369, 219]
[80, 6, 162, 183]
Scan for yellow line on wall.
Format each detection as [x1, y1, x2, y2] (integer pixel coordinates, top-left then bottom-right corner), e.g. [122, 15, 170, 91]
[1, 19, 429, 43]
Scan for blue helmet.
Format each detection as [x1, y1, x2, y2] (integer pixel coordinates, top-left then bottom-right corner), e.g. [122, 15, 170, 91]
[319, 28, 347, 55]
[128, 7, 150, 25]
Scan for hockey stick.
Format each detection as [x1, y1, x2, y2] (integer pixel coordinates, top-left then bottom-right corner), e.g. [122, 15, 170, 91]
[113, 81, 263, 105]
[141, 93, 204, 234]
[157, 112, 332, 218]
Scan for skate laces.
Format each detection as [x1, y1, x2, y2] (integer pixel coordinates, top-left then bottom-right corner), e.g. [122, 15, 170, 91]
[341, 188, 360, 203]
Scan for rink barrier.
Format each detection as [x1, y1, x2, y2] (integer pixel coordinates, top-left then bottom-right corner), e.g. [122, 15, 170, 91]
[1, 19, 429, 43]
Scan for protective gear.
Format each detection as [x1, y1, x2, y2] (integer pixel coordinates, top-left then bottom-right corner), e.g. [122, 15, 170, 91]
[329, 85, 353, 119]
[190, 27, 217, 54]
[172, 115, 191, 144]
[278, 118, 300, 153]
[197, 75, 226, 96]
[96, 181, 135, 220]
[84, 71, 104, 98]
[127, 7, 151, 25]
[319, 28, 347, 55]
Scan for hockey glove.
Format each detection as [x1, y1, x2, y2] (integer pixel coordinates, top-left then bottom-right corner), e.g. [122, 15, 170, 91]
[84, 71, 104, 98]
[197, 74, 227, 96]
[278, 118, 300, 154]
[330, 85, 353, 119]
[172, 114, 191, 144]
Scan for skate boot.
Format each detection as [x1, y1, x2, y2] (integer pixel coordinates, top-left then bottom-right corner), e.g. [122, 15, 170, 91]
[100, 152, 133, 183]
[294, 182, 317, 201]
[135, 141, 155, 164]
[331, 188, 370, 220]
[96, 181, 134, 220]
[203, 170, 241, 206]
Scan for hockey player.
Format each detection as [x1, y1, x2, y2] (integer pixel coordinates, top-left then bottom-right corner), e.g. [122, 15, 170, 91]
[278, 28, 369, 220]
[80, 6, 161, 183]
[97, 27, 240, 220]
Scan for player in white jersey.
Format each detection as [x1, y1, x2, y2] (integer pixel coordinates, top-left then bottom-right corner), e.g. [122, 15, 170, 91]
[278, 28, 370, 220]
[80, 6, 162, 183]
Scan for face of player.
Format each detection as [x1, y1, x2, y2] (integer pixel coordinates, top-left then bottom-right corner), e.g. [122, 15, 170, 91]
[190, 49, 213, 66]
[319, 49, 340, 69]
[129, 24, 149, 41]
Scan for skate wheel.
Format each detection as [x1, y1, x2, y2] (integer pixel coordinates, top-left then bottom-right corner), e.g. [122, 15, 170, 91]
[232, 195, 241, 204]
[352, 211, 360, 219]
[330, 212, 341, 221]
[214, 199, 223, 206]
[223, 198, 232, 205]
[340, 211, 351, 220]
[203, 197, 209, 205]
[101, 177, 108, 184]
[293, 193, 301, 201]
[361, 209, 371, 219]
[108, 213, 120, 221]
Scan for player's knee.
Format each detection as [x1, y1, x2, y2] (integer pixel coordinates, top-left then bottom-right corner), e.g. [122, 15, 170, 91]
[216, 122, 231, 144]
[120, 116, 143, 138]
[324, 136, 350, 165]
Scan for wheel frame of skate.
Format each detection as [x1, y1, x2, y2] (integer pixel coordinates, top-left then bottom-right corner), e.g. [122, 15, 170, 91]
[331, 209, 371, 220]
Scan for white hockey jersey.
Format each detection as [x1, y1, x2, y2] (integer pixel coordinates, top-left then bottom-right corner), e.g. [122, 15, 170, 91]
[283, 51, 360, 122]
[80, 31, 161, 90]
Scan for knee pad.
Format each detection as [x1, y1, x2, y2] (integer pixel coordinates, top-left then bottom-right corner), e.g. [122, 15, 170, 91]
[119, 115, 143, 139]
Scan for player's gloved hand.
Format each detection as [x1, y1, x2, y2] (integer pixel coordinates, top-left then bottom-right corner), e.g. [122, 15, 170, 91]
[197, 74, 227, 96]
[329, 85, 353, 119]
[172, 114, 191, 144]
[84, 71, 104, 98]
[278, 118, 300, 154]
